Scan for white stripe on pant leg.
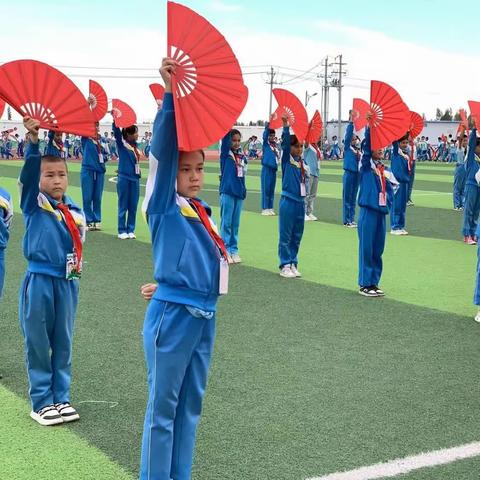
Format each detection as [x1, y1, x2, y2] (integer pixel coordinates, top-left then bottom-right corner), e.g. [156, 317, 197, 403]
[306, 441, 480, 480]
[147, 301, 167, 480]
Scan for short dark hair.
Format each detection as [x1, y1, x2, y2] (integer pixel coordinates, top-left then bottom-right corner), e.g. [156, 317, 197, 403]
[290, 134, 300, 146]
[122, 125, 138, 140]
[230, 129, 241, 138]
[398, 133, 409, 142]
[268, 129, 275, 135]
[41, 155, 68, 171]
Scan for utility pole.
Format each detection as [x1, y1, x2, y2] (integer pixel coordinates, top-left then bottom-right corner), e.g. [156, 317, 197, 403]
[319, 56, 331, 143]
[268, 66, 275, 119]
[333, 54, 347, 142]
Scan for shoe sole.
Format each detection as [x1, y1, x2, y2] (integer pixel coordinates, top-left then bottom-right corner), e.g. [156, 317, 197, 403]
[30, 411, 64, 426]
[60, 413, 80, 423]
[358, 291, 379, 297]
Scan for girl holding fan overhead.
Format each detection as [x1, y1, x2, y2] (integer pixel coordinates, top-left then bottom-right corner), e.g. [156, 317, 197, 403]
[112, 117, 141, 240]
[278, 113, 307, 278]
[219, 128, 247, 263]
[261, 121, 280, 215]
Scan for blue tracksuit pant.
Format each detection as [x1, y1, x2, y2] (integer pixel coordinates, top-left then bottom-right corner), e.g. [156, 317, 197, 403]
[390, 182, 408, 230]
[0, 249, 5, 299]
[261, 166, 277, 210]
[453, 164, 466, 209]
[220, 193, 243, 255]
[81, 169, 105, 224]
[474, 244, 480, 305]
[407, 166, 415, 202]
[117, 176, 140, 234]
[140, 300, 215, 480]
[278, 195, 305, 268]
[358, 207, 386, 287]
[342, 170, 359, 224]
[19, 272, 78, 412]
[462, 184, 480, 237]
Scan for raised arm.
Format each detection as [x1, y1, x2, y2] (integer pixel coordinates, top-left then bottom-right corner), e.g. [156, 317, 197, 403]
[344, 121, 354, 146]
[112, 121, 124, 149]
[280, 115, 290, 170]
[360, 127, 372, 170]
[219, 130, 232, 175]
[144, 59, 180, 216]
[19, 117, 42, 215]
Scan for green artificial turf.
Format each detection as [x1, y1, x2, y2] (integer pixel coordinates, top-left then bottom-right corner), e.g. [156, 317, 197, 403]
[1, 159, 480, 479]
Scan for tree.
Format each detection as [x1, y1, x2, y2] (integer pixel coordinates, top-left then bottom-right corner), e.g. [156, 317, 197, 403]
[440, 108, 452, 121]
[453, 110, 462, 121]
[7, 106, 11, 121]
[436, 108, 443, 120]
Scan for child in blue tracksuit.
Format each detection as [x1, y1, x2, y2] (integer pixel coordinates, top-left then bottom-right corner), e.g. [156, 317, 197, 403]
[278, 114, 306, 279]
[45, 130, 67, 158]
[112, 121, 141, 239]
[303, 142, 321, 220]
[219, 128, 247, 263]
[390, 134, 411, 234]
[406, 143, 416, 206]
[261, 122, 280, 215]
[140, 58, 229, 480]
[357, 127, 397, 297]
[2, 137, 14, 159]
[19, 116, 86, 426]
[81, 124, 108, 230]
[453, 134, 468, 210]
[462, 128, 480, 244]
[342, 118, 361, 226]
[0, 186, 13, 299]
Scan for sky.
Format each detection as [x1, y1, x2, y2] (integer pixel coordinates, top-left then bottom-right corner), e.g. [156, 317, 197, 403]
[1, 0, 479, 124]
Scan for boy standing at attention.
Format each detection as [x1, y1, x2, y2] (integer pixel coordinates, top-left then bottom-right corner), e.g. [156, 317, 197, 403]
[19, 116, 86, 426]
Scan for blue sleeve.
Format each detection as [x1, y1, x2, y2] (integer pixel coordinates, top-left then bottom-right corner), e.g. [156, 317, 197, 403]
[466, 128, 477, 166]
[112, 122, 124, 149]
[361, 127, 372, 170]
[146, 93, 178, 215]
[220, 131, 232, 174]
[344, 122, 354, 146]
[263, 123, 269, 144]
[19, 142, 41, 215]
[393, 141, 399, 156]
[281, 126, 290, 170]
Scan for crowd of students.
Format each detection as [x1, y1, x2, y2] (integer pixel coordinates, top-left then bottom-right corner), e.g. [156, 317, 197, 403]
[2, 59, 480, 480]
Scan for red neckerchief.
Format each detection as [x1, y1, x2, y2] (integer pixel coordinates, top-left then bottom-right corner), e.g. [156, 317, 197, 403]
[54, 138, 65, 153]
[269, 141, 280, 159]
[311, 143, 322, 160]
[188, 198, 228, 260]
[407, 140, 415, 172]
[374, 162, 386, 196]
[292, 155, 306, 183]
[231, 149, 245, 167]
[56, 203, 83, 273]
[92, 138, 102, 155]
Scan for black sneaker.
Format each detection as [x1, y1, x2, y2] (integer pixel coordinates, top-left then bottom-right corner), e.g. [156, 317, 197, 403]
[359, 286, 379, 297]
[373, 286, 385, 296]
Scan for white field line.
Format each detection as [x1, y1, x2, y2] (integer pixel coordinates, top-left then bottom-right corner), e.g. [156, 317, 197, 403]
[307, 441, 480, 480]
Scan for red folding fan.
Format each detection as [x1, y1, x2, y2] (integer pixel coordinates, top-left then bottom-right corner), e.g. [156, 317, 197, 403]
[149, 83, 165, 106]
[111, 99, 137, 128]
[409, 111, 424, 139]
[88, 80, 108, 122]
[0, 59, 95, 137]
[167, 1, 248, 151]
[0, 99, 5, 119]
[468, 100, 480, 130]
[269, 88, 309, 141]
[352, 98, 369, 131]
[367, 80, 410, 150]
[305, 110, 323, 144]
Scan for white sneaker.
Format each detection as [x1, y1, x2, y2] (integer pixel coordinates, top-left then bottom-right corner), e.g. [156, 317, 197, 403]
[94, 222, 102, 231]
[261, 209, 270, 216]
[128, 232, 136, 239]
[475, 312, 480, 323]
[290, 264, 302, 277]
[280, 265, 296, 278]
[308, 214, 317, 221]
[269, 209, 276, 216]
[227, 255, 235, 265]
[118, 233, 129, 240]
[55, 402, 79, 423]
[390, 229, 402, 235]
[231, 253, 242, 264]
[30, 404, 63, 426]
[399, 229, 409, 235]
[305, 215, 312, 221]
